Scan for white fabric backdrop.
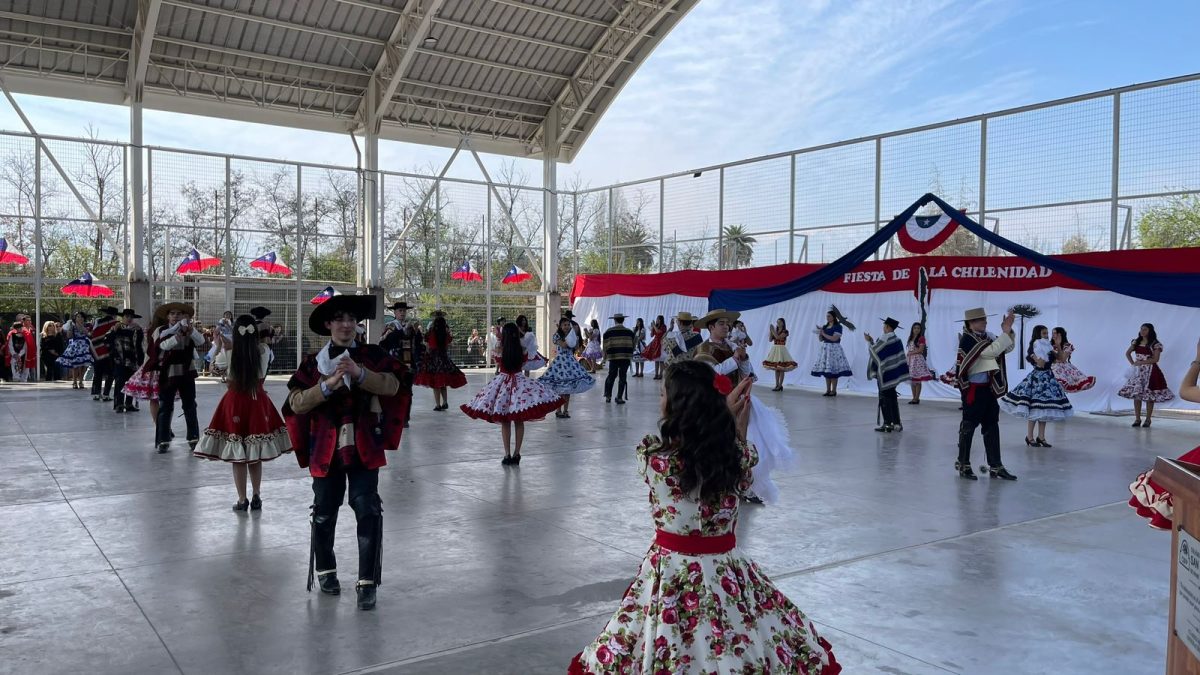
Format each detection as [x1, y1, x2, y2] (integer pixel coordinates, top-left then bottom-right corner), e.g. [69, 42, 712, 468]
[575, 289, 1200, 413]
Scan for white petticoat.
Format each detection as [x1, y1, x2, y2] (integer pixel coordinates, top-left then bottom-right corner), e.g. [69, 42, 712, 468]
[746, 394, 795, 504]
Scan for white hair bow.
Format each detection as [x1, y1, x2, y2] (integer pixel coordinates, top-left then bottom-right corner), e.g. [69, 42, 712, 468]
[238, 325, 256, 335]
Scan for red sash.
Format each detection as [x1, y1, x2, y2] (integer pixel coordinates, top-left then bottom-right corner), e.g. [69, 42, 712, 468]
[654, 530, 736, 555]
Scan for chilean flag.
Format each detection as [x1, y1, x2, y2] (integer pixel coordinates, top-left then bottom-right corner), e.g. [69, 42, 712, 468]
[176, 247, 222, 274]
[501, 264, 532, 285]
[310, 286, 339, 305]
[0, 237, 29, 265]
[451, 260, 483, 282]
[250, 251, 293, 276]
[61, 272, 114, 298]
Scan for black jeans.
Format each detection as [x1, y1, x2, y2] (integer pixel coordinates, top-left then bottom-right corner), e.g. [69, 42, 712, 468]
[41, 356, 58, 381]
[879, 388, 901, 425]
[156, 375, 199, 445]
[958, 386, 1002, 467]
[112, 364, 135, 410]
[91, 358, 114, 397]
[312, 457, 383, 583]
[604, 359, 630, 400]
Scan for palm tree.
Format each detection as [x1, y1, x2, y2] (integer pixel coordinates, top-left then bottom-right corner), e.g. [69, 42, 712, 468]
[718, 225, 757, 269]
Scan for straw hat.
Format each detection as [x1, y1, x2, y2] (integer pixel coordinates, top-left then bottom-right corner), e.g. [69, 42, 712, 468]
[699, 308, 740, 328]
[962, 308, 996, 322]
[153, 302, 195, 323]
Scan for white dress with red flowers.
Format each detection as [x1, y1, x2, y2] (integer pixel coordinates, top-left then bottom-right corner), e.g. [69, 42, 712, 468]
[570, 436, 840, 675]
[460, 364, 563, 423]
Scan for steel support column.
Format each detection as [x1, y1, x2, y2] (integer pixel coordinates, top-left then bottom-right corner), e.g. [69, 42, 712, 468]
[539, 105, 561, 356]
[128, 97, 151, 319]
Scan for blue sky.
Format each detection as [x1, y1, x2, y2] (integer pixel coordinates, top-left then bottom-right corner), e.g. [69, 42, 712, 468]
[1, 0, 1197, 189]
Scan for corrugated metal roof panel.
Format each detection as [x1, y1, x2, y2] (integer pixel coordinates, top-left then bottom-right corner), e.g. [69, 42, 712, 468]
[0, 0, 699, 159]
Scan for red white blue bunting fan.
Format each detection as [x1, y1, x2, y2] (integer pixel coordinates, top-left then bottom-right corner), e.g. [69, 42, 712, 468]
[897, 210, 959, 254]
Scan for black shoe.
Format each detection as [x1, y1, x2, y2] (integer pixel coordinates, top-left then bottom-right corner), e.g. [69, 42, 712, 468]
[114, 406, 126, 413]
[1132, 419, 1142, 427]
[893, 424, 903, 432]
[988, 466, 1018, 481]
[187, 439, 199, 451]
[1143, 420, 1152, 428]
[511, 453, 521, 465]
[317, 571, 341, 595]
[605, 397, 611, 403]
[874, 425, 892, 433]
[908, 400, 920, 405]
[1035, 438, 1052, 448]
[616, 399, 625, 405]
[250, 495, 262, 510]
[102, 396, 112, 402]
[356, 581, 377, 610]
[1025, 437, 1036, 446]
[742, 491, 764, 505]
[232, 499, 249, 512]
[955, 462, 978, 480]
[92, 395, 100, 401]
[156, 443, 170, 454]
[501, 455, 513, 465]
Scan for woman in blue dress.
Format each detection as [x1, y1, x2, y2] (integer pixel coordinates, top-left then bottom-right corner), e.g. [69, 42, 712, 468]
[539, 316, 596, 419]
[57, 310, 94, 390]
[810, 308, 853, 397]
[1000, 325, 1074, 447]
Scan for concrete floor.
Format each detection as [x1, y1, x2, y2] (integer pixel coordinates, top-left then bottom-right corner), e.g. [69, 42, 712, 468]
[0, 373, 1189, 674]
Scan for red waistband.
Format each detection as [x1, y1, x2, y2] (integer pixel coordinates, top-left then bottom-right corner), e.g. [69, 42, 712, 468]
[654, 530, 736, 555]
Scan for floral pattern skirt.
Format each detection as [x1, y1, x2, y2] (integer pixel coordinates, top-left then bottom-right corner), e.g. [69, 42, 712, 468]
[1118, 362, 1176, 402]
[193, 387, 291, 463]
[571, 544, 840, 674]
[1051, 361, 1096, 393]
[538, 353, 596, 396]
[413, 350, 467, 389]
[907, 353, 934, 382]
[56, 337, 93, 368]
[810, 343, 851, 379]
[999, 368, 1074, 422]
[460, 372, 563, 423]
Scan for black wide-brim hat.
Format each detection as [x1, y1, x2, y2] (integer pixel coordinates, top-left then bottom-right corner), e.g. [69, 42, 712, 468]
[248, 306, 272, 321]
[880, 317, 902, 330]
[309, 295, 377, 336]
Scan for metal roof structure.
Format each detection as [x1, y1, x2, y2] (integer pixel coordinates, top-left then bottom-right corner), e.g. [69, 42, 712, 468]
[0, 0, 698, 160]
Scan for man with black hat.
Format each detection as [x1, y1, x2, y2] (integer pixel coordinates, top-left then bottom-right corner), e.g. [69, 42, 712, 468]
[953, 308, 1018, 481]
[601, 313, 635, 404]
[90, 306, 120, 401]
[152, 302, 204, 452]
[283, 294, 410, 610]
[108, 309, 145, 413]
[380, 301, 419, 424]
[662, 311, 705, 364]
[865, 317, 910, 433]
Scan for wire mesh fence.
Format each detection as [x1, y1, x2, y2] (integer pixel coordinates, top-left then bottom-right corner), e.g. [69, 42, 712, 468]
[2, 74, 1200, 357]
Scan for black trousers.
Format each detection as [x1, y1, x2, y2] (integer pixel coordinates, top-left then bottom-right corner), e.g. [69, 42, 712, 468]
[958, 386, 1003, 467]
[112, 364, 135, 410]
[604, 359, 630, 400]
[156, 375, 199, 445]
[41, 356, 58, 381]
[312, 457, 382, 583]
[879, 388, 901, 425]
[91, 357, 114, 397]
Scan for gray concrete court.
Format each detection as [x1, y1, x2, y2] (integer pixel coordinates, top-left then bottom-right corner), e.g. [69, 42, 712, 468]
[0, 373, 1189, 674]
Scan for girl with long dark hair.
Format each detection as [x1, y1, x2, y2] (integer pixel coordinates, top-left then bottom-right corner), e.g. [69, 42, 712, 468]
[122, 313, 169, 418]
[1119, 322, 1175, 427]
[538, 316, 595, 418]
[905, 321, 934, 403]
[57, 310, 94, 389]
[762, 317, 797, 391]
[570, 361, 840, 673]
[581, 318, 603, 372]
[515, 314, 547, 374]
[1000, 325, 1073, 446]
[414, 313, 467, 410]
[1050, 326, 1096, 393]
[641, 314, 668, 380]
[461, 322, 563, 464]
[631, 317, 647, 378]
[811, 309, 852, 396]
[193, 315, 291, 511]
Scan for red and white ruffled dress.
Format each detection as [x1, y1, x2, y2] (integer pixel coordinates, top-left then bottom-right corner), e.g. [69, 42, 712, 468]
[1129, 446, 1200, 530]
[413, 333, 467, 389]
[460, 364, 563, 423]
[193, 345, 291, 463]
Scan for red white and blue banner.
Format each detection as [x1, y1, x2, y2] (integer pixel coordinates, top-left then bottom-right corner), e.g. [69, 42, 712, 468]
[502, 264, 533, 285]
[250, 251, 293, 276]
[60, 272, 114, 298]
[0, 237, 29, 265]
[897, 212, 960, 254]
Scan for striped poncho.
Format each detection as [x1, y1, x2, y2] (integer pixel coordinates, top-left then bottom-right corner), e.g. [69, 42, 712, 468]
[866, 332, 911, 391]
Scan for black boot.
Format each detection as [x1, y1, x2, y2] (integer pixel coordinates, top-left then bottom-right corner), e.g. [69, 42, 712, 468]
[356, 581, 377, 610]
[317, 570, 341, 595]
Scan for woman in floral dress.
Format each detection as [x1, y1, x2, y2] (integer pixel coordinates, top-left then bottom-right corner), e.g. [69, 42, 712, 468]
[570, 361, 840, 674]
[905, 321, 933, 404]
[540, 317, 596, 419]
[1119, 322, 1175, 427]
[810, 310, 852, 396]
[1050, 327, 1095, 393]
[57, 311, 94, 389]
[414, 313, 468, 411]
[461, 322, 563, 464]
[631, 318, 648, 378]
[581, 319, 603, 373]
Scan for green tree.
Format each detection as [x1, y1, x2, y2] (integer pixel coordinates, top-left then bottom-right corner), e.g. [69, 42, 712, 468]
[1060, 231, 1094, 254]
[717, 224, 757, 269]
[1137, 194, 1200, 249]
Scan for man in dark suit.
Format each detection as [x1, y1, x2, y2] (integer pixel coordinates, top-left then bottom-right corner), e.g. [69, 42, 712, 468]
[602, 313, 635, 404]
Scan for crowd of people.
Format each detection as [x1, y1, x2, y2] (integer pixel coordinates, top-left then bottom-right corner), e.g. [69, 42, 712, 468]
[4, 294, 1197, 673]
